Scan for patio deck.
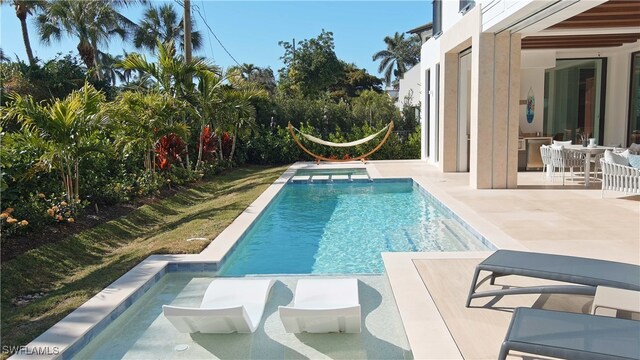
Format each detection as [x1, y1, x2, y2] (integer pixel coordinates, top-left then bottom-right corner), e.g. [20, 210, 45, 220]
[370, 160, 639, 359]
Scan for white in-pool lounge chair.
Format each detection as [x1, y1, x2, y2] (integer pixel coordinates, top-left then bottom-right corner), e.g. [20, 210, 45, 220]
[279, 278, 361, 333]
[163, 278, 274, 333]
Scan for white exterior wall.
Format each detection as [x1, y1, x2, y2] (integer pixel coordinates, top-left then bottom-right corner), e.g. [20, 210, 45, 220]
[519, 50, 555, 136]
[396, 64, 422, 108]
[419, 0, 637, 163]
[419, 0, 468, 163]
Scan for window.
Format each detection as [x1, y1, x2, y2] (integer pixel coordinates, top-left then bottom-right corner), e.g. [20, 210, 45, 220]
[459, 0, 475, 14]
[425, 69, 431, 158]
[628, 51, 640, 145]
[432, 0, 442, 38]
[434, 63, 440, 162]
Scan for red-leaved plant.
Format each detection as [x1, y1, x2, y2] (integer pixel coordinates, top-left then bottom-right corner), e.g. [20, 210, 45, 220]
[155, 134, 186, 170]
[197, 125, 218, 161]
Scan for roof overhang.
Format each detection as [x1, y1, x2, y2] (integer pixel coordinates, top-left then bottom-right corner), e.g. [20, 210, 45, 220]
[521, 0, 640, 50]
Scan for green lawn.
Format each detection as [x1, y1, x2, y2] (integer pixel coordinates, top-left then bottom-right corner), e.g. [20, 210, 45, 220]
[0, 165, 287, 353]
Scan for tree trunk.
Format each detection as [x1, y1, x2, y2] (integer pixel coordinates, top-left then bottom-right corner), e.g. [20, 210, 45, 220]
[74, 160, 79, 201]
[196, 124, 205, 170]
[16, 8, 35, 66]
[229, 130, 237, 162]
[185, 143, 191, 170]
[90, 38, 103, 81]
[183, 0, 192, 63]
[217, 135, 223, 161]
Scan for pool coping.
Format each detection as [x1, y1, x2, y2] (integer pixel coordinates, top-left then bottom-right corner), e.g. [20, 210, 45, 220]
[13, 161, 516, 359]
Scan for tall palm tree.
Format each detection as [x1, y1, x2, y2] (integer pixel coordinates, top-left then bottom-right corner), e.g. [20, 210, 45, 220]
[134, 3, 201, 53]
[36, 0, 138, 80]
[372, 32, 421, 87]
[3, 0, 45, 66]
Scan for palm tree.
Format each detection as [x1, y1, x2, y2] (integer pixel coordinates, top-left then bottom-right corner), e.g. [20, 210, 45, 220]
[0, 48, 10, 62]
[118, 41, 219, 169]
[372, 32, 421, 87]
[98, 52, 133, 86]
[36, 0, 138, 80]
[229, 63, 276, 94]
[3, 82, 106, 202]
[193, 69, 225, 168]
[3, 0, 46, 66]
[117, 40, 217, 98]
[134, 3, 202, 53]
[104, 90, 190, 173]
[217, 73, 268, 161]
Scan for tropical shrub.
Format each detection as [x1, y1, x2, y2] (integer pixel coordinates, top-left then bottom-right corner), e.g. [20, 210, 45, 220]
[155, 133, 187, 171]
[0, 207, 29, 238]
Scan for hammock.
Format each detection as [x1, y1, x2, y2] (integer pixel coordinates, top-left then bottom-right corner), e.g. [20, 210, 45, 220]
[291, 123, 391, 148]
[288, 121, 394, 164]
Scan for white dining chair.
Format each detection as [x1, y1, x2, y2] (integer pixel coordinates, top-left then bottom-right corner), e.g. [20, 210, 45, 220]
[549, 147, 585, 185]
[539, 145, 553, 180]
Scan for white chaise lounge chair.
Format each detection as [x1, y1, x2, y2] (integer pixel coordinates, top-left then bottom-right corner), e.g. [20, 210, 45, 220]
[278, 278, 361, 333]
[163, 278, 274, 333]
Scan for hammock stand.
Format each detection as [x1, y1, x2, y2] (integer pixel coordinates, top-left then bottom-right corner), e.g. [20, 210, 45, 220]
[288, 121, 394, 164]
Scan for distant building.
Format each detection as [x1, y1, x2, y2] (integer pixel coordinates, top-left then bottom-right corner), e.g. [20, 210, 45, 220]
[397, 23, 433, 109]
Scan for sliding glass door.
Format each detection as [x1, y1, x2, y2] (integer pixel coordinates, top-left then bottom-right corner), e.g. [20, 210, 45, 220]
[543, 58, 607, 144]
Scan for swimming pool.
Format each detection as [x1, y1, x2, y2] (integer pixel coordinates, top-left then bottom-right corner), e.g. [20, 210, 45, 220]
[220, 180, 492, 275]
[72, 273, 412, 360]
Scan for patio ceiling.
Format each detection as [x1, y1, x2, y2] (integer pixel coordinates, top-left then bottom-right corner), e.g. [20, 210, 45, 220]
[548, 0, 640, 29]
[521, 33, 640, 49]
[522, 0, 640, 49]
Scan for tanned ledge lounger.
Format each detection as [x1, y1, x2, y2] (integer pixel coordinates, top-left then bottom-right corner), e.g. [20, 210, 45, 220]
[163, 278, 274, 333]
[466, 250, 640, 307]
[499, 308, 640, 360]
[279, 278, 361, 333]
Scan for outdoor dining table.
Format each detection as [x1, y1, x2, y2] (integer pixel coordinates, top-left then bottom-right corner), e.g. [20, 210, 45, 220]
[563, 144, 616, 187]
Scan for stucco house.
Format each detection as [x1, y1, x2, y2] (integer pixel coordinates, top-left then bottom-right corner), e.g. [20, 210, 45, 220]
[418, 0, 640, 189]
[397, 23, 434, 109]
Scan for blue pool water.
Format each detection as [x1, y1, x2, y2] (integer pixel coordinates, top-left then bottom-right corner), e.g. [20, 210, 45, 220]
[220, 180, 490, 275]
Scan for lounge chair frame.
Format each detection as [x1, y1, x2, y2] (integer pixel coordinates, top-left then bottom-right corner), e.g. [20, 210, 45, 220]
[499, 307, 640, 360]
[466, 250, 640, 307]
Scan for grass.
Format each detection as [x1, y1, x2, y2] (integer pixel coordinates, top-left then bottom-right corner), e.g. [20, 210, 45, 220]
[0, 165, 287, 353]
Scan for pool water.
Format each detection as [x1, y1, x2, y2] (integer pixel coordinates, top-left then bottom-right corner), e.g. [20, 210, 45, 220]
[220, 180, 489, 275]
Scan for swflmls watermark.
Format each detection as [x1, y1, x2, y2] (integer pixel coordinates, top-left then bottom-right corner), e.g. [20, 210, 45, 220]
[2, 346, 60, 356]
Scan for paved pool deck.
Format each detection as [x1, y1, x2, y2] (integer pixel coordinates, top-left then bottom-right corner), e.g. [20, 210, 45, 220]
[372, 160, 640, 359]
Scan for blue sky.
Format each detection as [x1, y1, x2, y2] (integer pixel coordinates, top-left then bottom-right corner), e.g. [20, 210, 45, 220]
[1, 1, 430, 78]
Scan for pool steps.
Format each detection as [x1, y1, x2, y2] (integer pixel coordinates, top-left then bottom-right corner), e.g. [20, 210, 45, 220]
[438, 219, 486, 251]
[289, 173, 373, 183]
